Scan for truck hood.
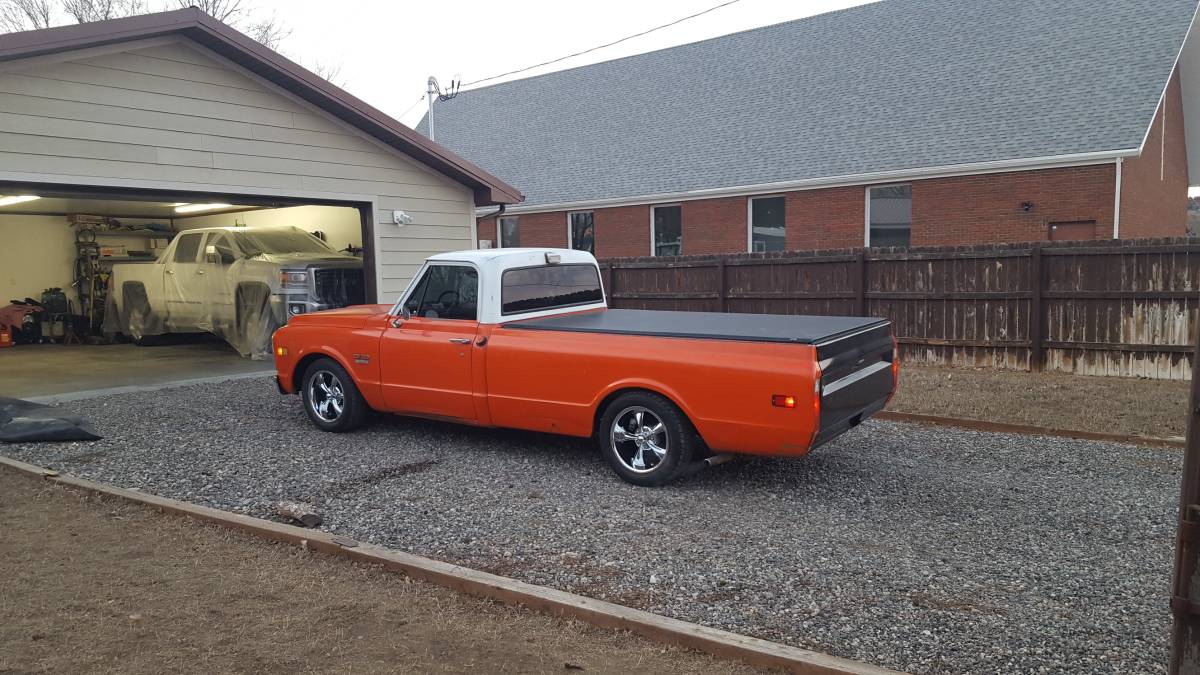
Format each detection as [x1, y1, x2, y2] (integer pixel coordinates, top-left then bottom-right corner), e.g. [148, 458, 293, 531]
[286, 304, 390, 329]
[254, 252, 362, 266]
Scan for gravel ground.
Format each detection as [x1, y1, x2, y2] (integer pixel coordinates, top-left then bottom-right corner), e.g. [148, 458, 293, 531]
[888, 365, 1189, 439]
[4, 377, 1181, 674]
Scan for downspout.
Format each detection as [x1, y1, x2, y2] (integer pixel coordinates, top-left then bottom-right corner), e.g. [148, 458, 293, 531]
[1113, 157, 1123, 239]
[477, 204, 505, 248]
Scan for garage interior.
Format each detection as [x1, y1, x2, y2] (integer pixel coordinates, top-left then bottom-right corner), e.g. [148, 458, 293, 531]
[0, 183, 370, 399]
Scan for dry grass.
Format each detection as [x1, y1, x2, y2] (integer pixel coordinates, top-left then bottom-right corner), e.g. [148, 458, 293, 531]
[0, 471, 760, 675]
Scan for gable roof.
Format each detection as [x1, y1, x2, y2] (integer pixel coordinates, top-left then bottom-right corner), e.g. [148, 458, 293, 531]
[0, 8, 523, 206]
[421, 0, 1199, 211]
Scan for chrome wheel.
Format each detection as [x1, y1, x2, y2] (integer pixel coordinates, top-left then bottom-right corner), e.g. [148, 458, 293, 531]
[308, 370, 346, 422]
[611, 406, 668, 473]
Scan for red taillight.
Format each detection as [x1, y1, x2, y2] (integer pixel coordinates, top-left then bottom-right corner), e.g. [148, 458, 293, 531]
[772, 394, 796, 408]
[808, 363, 822, 448]
[887, 334, 900, 404]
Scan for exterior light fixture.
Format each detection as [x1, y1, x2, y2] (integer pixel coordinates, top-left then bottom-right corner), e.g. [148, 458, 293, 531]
[0, 195, 40, 206]
[175, 203, 233, 213]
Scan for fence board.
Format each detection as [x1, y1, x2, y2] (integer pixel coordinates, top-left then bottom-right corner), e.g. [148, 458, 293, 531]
[602, 238, 1200, 380]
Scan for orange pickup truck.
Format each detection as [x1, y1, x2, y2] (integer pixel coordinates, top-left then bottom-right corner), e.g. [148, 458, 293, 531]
[272, 248, 897, 486]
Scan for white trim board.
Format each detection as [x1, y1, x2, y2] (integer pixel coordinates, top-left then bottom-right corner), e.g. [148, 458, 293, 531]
[480, 152, 1134, 217]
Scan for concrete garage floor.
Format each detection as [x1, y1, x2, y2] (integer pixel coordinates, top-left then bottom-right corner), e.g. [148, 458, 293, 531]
[0, 339, 272, 400]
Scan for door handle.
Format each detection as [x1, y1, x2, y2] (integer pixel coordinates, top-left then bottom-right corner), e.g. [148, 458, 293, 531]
[196, 269, 206, 275]
[448, 338, 471, 344]
[165, 269, 174, 275]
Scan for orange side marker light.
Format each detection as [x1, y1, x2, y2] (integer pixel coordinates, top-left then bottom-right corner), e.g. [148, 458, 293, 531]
[772, 394, 796, 409]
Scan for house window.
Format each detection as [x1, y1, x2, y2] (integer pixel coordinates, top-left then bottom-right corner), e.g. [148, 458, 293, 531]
[867, 185, 911, 247]
[568, 211, 594, 254]
[498, 216, 520, 248]
[652, 205, 682, 256]
[749, 196, 785, 252]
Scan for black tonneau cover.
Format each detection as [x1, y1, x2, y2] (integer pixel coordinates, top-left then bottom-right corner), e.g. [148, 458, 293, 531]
[507, 309, 888, 345]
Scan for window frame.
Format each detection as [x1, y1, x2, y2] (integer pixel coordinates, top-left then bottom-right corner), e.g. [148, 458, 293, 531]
[649, 203, 683, 257]
[864, 183, 913, 247]
[566, 210, 595, 254]
[393, 261, 481, 322]
[746, 195, 787, 253]
[499, 263, 605, 317]
[497, 215, 520, 248]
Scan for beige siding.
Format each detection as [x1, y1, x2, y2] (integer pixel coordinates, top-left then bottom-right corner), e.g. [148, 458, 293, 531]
[0, 38, 476, 297]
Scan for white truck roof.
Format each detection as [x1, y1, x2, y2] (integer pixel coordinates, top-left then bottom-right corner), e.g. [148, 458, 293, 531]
[402, 248, 607, 324]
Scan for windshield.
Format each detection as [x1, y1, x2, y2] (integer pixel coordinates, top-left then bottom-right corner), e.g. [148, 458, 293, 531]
[233, 229, 334, 257]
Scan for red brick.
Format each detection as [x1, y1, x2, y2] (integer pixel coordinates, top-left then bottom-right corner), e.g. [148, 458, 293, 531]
[1120, 69, 1190, 237]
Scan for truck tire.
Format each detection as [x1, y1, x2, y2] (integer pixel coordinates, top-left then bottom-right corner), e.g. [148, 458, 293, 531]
[301, 357, 368, 432]
[236, 284, 278, 358]
[599, 391, 698, 487]
[121, 284, 158, 346]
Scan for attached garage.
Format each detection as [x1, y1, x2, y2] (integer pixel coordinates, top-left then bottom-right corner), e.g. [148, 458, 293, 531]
[0, 8, 521, 394]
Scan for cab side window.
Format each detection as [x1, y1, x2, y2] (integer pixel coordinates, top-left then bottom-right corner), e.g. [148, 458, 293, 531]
[404, 265, 478, 320]
[173, 233, 202, 263]
[206, 233, 239, 265]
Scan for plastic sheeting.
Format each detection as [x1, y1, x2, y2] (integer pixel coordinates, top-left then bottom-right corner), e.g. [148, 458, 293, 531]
[104, 227, 365, 359]
[0, 397, 101, 443]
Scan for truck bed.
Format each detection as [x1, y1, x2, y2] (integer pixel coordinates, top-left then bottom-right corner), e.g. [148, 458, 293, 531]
[507, 309, 888, 345]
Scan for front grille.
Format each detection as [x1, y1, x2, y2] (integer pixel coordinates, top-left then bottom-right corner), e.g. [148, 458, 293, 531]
[313, 268, 366, 307]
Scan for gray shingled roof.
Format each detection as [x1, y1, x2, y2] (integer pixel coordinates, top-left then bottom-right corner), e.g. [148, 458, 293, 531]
[420, 0, 1198, 209]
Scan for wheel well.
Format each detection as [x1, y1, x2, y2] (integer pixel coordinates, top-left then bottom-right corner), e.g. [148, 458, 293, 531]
[593, 387, 693, 437]
[292, 352, 333, 389]
[235, 282, 272, 321]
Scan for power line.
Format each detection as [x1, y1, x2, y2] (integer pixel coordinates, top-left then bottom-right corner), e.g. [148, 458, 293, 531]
[461, 0, 744, 88]
[399, 94, 427, 121]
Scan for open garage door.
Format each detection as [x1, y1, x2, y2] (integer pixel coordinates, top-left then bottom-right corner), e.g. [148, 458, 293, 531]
[0, 182, 375, 397]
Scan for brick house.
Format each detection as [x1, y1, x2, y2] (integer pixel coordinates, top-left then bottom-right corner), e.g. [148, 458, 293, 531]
[421, 0, 1200, 257]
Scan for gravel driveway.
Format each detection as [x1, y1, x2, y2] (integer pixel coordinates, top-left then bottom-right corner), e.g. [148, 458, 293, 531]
[4, 377, 1180, 674]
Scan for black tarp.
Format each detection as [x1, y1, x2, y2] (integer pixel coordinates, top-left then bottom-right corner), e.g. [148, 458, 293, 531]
[0, 397, 101, 443]
[507, 309, 889, 345]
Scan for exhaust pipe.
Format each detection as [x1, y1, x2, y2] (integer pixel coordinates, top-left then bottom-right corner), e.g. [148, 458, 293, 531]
[683, 453, 737, 476]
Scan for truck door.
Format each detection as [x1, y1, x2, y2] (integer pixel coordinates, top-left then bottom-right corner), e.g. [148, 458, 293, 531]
[201, 232, 239, 330]
[378, 263, 479, 421]
[163, 232, 205, 329]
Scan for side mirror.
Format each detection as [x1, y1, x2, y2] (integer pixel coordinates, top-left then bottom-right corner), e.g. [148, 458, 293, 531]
[401, 305, 412, 320]
[204, 244, 218, 263]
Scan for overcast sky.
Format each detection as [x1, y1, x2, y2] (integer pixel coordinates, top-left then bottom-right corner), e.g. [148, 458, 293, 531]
[250, 0, 875, 127]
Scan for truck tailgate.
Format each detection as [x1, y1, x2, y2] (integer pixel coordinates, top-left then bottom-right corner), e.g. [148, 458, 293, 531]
[812, 322, 895, 447]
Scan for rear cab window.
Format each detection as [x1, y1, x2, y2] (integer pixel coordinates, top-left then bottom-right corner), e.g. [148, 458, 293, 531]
[501, 264, 603, 315]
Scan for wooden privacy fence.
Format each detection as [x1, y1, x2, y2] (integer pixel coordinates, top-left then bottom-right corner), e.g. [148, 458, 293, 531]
[598, 237, 1200, 380]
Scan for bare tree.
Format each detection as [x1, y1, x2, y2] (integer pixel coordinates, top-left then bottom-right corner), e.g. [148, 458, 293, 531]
[62, 0, 145, 23]
[310, 60, 343, 86]
[174, 0, 244, 23]
[0, 0, 54, 32]
[244, 13, 288, 50]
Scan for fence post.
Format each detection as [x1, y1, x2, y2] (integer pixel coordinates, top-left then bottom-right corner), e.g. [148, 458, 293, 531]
[604, 263, 615, 306]
[1029, 245, 1044, 372]
[717, 255, 728, 313]
[1169, 312, 1200, 673]
[854, 249, 867, 316]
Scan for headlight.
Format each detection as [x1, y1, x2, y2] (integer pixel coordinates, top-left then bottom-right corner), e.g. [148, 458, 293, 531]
[280, 270, 308, 288]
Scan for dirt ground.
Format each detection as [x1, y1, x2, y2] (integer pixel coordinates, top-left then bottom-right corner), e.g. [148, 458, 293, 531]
[0, 472, 759, 675]
[888, 364, 1191, 439]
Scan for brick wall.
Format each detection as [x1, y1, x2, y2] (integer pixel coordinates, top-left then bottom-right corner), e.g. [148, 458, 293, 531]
[912, 165, 1116, 244]
[1120, 68, 1190, 237]
[477, 147, 1185, 254]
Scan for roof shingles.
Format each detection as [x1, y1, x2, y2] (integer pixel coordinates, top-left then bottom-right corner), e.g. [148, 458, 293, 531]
[423, 0, 1198, 208]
